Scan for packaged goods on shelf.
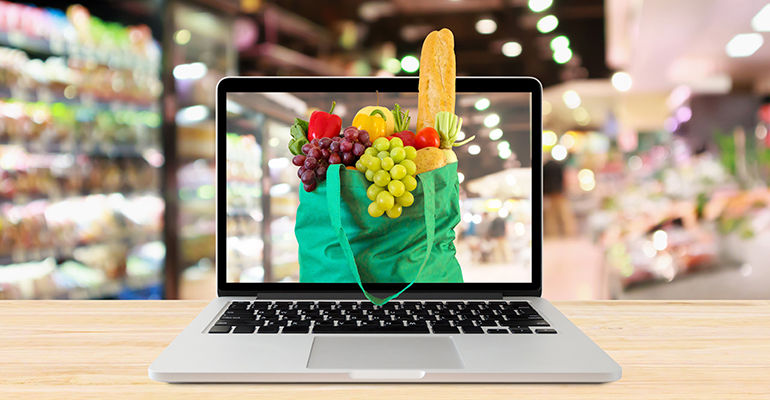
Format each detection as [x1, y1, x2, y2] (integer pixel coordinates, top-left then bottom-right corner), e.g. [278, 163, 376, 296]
[0, 2, 164, 299]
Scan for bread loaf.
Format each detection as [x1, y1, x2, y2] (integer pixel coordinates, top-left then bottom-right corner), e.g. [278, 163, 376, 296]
[417, 28, 456, 133]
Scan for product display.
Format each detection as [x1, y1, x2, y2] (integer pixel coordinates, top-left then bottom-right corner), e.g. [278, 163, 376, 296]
[0, 2, 163, 299]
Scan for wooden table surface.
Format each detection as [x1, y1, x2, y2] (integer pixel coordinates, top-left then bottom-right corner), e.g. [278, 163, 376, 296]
[1, 300, 769, 399]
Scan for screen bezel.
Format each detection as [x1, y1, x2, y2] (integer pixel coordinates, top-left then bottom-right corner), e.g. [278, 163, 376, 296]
[216, 77, 543, 297]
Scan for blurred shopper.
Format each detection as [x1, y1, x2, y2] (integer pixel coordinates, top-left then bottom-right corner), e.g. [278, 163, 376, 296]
[543, 156, 577, 237]
[487, 215, 512, 263]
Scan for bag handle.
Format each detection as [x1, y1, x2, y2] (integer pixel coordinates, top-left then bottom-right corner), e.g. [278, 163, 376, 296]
[326, 163, 435, 305]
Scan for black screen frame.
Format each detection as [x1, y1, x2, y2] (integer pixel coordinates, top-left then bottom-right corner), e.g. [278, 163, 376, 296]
[216, 76, 543, 297]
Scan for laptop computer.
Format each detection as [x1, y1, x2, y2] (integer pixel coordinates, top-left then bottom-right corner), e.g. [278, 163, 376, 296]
[148, 76, 622, 383]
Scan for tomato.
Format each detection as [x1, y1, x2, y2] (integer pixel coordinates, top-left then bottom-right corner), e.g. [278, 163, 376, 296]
[415, 127, 440, 149]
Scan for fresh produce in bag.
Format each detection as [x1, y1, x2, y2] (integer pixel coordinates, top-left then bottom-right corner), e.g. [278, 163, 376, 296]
[290, 28, 470, 304]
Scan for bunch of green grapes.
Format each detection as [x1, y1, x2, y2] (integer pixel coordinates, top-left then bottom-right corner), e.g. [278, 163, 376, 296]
[356, 137, 418, 218]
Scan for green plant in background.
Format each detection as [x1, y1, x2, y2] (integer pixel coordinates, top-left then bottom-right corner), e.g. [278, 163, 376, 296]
[696, 192, 709, 219]
[716, 126, 770, 186]
[715, 129, 737, 176]
[717, 217, 754, 239]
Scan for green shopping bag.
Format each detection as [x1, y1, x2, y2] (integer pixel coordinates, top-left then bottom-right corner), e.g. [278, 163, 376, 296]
[296, 163, 463, 305]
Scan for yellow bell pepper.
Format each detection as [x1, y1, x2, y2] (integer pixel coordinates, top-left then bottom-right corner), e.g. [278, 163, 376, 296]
[352, 109, 388, 141]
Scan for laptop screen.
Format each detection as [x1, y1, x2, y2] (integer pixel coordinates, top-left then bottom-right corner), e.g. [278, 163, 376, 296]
[223, 89, 533, 285]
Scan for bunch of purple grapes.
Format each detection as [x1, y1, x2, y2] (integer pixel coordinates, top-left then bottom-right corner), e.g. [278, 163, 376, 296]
[292, 127, 372, 192]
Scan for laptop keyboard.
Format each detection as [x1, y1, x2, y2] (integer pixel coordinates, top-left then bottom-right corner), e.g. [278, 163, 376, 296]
[208, 300, 556, 335]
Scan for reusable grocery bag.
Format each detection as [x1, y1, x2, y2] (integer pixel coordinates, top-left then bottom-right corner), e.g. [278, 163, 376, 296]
[296, 163, 463, 305]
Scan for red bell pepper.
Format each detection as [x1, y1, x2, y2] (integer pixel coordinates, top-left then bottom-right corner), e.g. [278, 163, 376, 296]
[392, 130, 416, 147]
[308, 102, 342, 140]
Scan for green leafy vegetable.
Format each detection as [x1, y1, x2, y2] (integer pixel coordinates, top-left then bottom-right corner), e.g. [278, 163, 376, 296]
[392, 104, 411, 132]
[434, 111, 473, 149]
[289, 117, 309, 155]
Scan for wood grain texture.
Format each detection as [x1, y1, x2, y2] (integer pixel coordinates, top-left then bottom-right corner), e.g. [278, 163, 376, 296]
[1, 300, 769, 399]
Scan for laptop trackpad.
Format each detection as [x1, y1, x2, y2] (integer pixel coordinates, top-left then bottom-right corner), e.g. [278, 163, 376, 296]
[307, 336, 465, 370]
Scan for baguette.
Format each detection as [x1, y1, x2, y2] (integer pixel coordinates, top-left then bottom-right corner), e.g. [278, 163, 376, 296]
[417, 28, 456, 133]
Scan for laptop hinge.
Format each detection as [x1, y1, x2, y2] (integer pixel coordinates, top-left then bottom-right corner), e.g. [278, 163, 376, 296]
[255, 292, 504, 300]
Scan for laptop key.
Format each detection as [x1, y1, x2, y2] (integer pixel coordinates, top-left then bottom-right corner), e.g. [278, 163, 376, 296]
[225, 310, 254, 315]
[313, 325, 430, 334]
[486, 328, 509, 334]
[257, 326, 280, 334]
[535, 329, 558, 334]
[233, 325, 256, 334]
[461, 326, 484, 334]
[432, 325, 460, 334]
[282, 325, 310, 334]
[209, 326, 232, 334]
[250, 302, 271, 309]
[511, 328, 533, 334]
[504, 319, 550, 326]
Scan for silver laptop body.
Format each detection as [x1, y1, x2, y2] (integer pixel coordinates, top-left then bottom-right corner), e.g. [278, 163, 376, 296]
[149, 77, 621, 383]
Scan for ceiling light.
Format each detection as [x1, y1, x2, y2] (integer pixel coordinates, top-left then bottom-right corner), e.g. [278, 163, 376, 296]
[528, 0, 553, 12]
[611, 72, 632, 91]
[499, 148, 512, 159]
[497, 141, 510, 151]
[536, 15, 558, 34]
[752, 4, 770, 31]
[385, 58, 401, 74]
[174, 29, 191, 45]
[458, 172, 465, 183]
[543, 100, 552, 115]
[550, 35, 570, 50]
[562, 90, 581, 109]
[553, 47, 572, 64]
[475, 98, 490, 110]
[475, 19, 497, 35]
[543, 130, 557, 146]
[400, 55, 419, 72]
[726, 33, 764, 57]
[578, 169, 594, 184]
[484, 114, 500, 127]
[551, 144, 567, 161]
[489, 128, 503, 140]
[653, 230, 667, 251]
[457, 131, 466, 141]
[176, 105, 209, 125]
[468, 145, 481, 155]
[173, 62, 208, 80]
[502, 41, 522, 57]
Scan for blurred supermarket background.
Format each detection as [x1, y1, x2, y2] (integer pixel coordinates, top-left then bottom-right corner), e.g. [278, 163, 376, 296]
[1, 0, 770, 300]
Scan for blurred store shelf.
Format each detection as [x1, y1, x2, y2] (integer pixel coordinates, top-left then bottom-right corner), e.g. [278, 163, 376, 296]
[0, 1, 163, 300]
